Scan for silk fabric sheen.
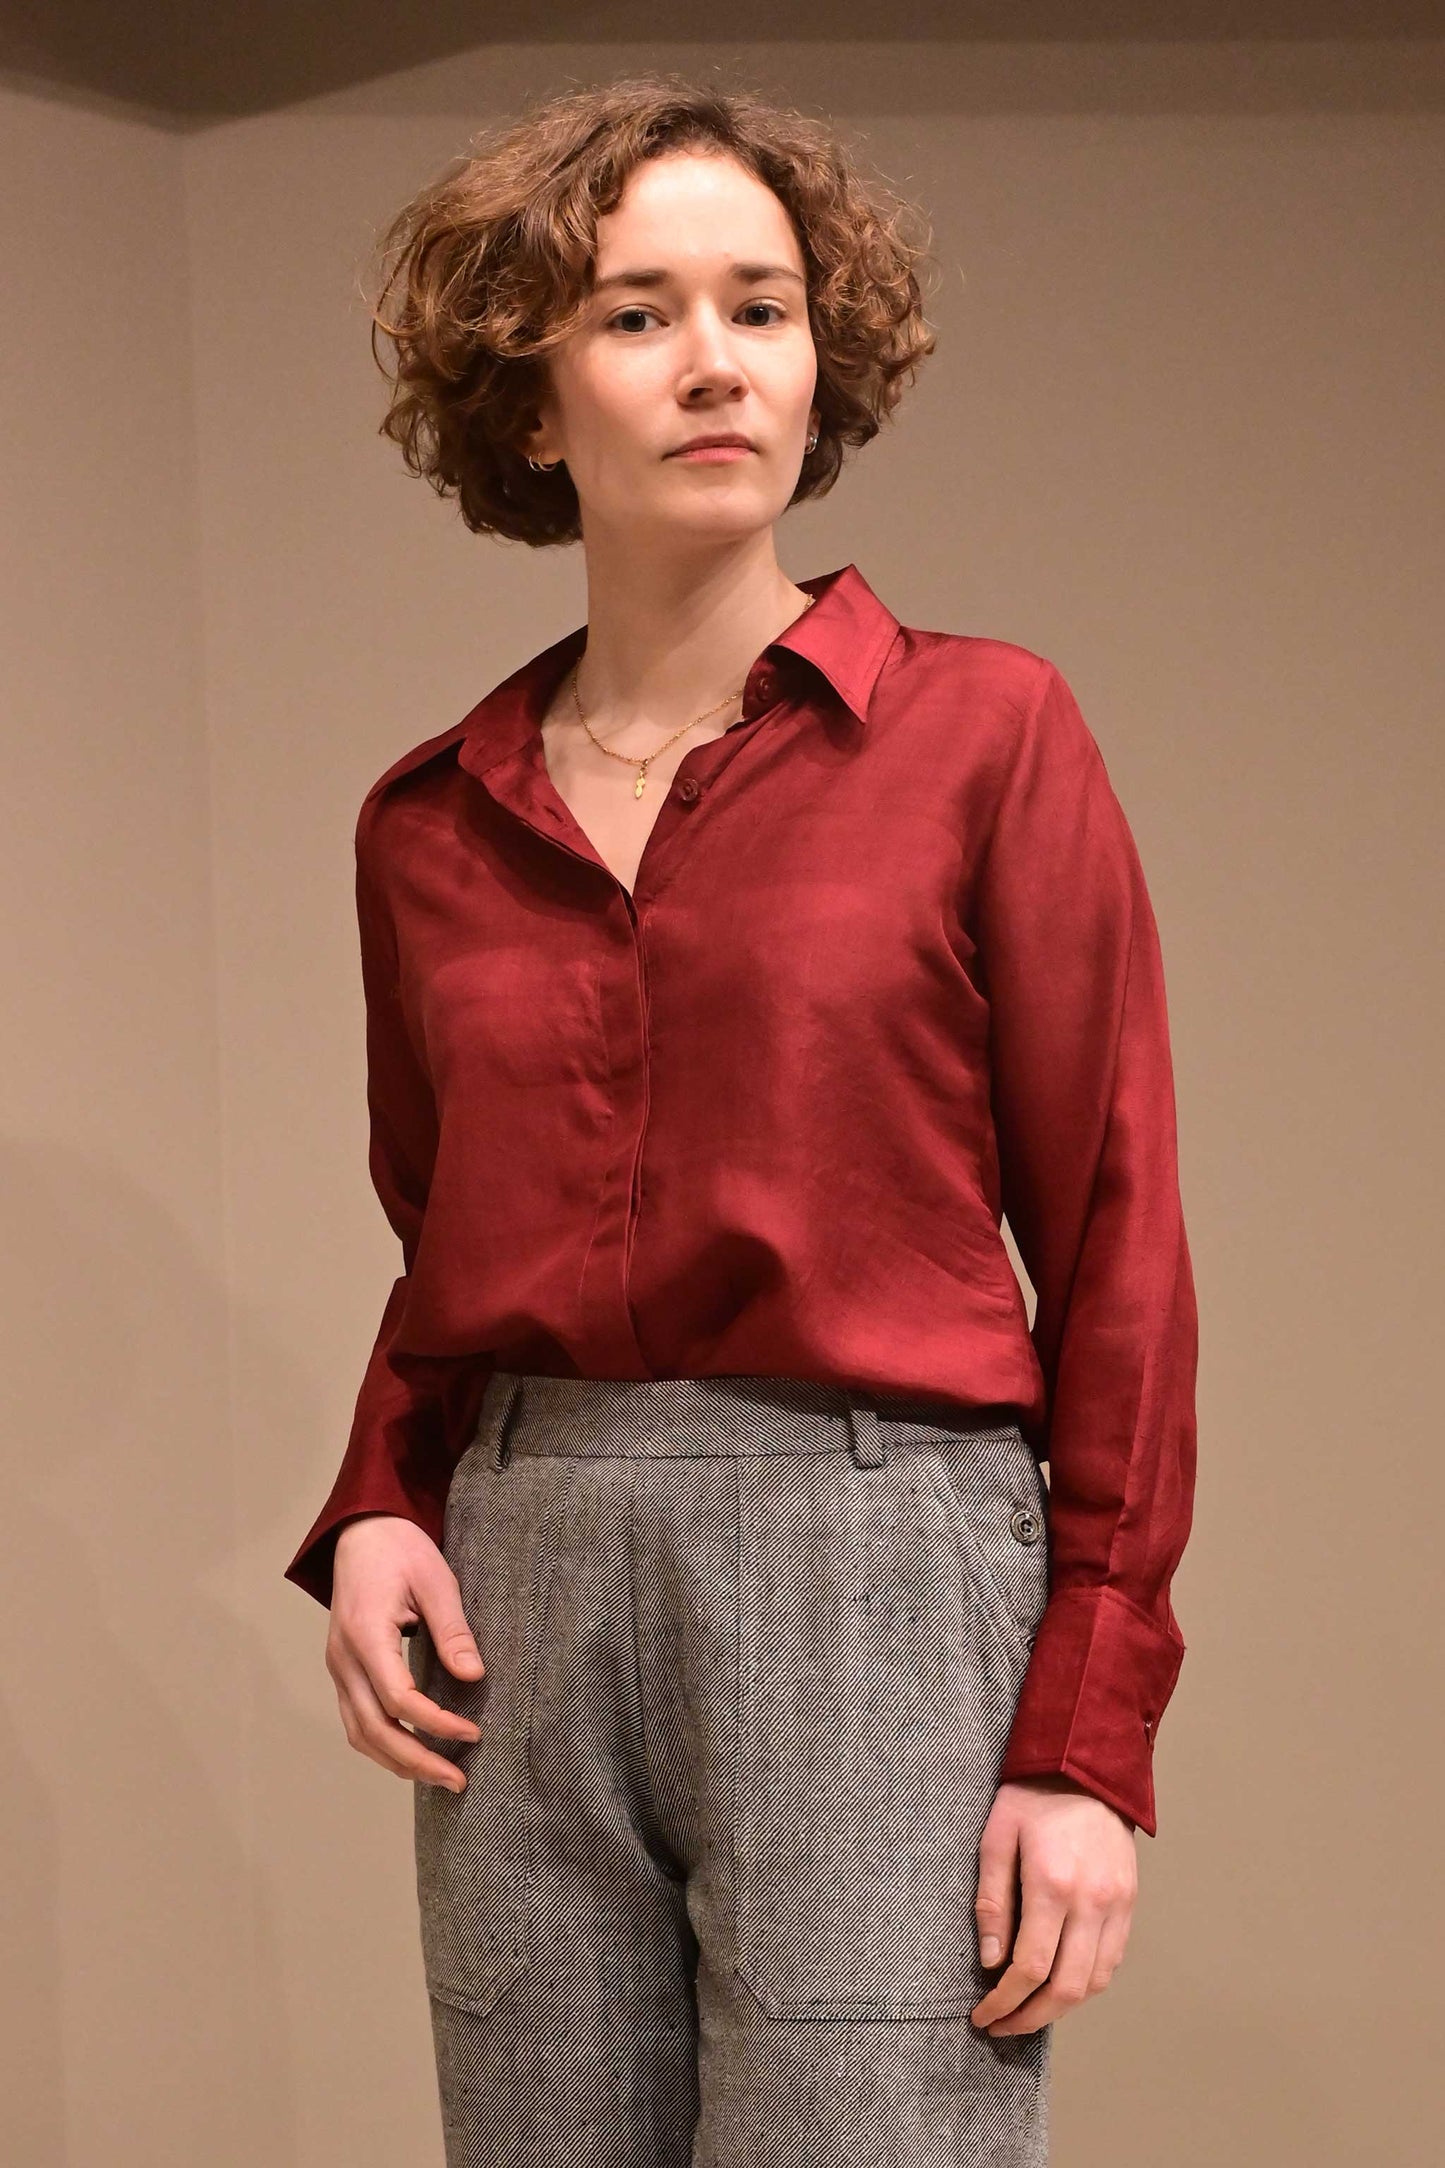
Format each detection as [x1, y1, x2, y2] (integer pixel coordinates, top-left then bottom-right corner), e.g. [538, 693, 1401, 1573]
[283, 562, 1198, 1838]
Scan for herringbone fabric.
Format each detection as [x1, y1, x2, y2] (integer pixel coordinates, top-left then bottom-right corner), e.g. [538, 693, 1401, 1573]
[407, 1370, 1055, 2166]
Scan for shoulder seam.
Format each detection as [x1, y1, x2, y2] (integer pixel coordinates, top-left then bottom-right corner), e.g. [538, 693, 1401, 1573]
[908, 627, 1057, 722]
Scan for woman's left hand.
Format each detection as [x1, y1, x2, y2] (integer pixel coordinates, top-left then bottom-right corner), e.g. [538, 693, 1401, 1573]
[969, 1776, 1139, 2035]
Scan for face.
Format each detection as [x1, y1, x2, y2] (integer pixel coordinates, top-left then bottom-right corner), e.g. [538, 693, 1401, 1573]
[521, 149, 820, 546]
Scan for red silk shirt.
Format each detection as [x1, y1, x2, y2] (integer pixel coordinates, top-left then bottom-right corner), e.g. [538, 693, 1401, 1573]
[284, 560, 1198, 1839]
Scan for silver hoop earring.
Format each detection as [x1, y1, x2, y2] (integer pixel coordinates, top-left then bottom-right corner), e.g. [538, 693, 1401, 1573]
[528, 454, 561, 472]
[805, 434, 818, 453]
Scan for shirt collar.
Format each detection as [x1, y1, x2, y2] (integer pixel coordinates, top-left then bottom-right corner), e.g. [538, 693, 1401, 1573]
[782, 561, 900, 725]
[456, 561, 899, 779]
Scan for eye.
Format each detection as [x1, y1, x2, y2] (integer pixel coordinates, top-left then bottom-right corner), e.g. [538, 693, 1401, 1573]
[604, 300, 789, 333]
[605, 306, 658, 334]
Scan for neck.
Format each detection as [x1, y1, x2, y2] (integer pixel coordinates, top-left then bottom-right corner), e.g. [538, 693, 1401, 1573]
[570, 537, 813, 729]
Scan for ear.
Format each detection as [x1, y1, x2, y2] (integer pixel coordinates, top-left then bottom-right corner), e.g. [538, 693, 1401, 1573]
[518, 414, 553, 463]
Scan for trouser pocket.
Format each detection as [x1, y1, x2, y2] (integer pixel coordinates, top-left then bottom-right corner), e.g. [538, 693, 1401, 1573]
[407, 1449, 575, 2016]
[732, 1443, 1043, 2024]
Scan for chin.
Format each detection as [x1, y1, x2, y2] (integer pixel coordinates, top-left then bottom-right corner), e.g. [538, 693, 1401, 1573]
[660, 489, 782, 532]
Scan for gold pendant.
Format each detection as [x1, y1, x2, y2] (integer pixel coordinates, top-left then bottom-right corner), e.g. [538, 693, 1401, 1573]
[634, 771, 647, 798]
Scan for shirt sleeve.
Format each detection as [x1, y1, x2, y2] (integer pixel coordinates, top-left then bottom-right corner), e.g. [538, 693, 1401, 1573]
[975, 657, 1199, 1838]
[282, 800, 480, 1610]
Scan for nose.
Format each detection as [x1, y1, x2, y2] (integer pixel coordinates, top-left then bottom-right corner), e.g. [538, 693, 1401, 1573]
[678, 306, 750, 395]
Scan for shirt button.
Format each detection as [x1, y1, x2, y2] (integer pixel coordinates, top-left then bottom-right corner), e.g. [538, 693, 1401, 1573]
[753, 667, 777, 702]
[677, 775, 702, 803]
[1010, 1505, 1042, 1545]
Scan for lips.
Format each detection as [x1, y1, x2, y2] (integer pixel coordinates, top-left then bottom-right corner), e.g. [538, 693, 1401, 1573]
[668, 436, 754, 455]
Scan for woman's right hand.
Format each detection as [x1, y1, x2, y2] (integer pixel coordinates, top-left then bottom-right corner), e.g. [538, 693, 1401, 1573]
[325, 1513, 483, 1792]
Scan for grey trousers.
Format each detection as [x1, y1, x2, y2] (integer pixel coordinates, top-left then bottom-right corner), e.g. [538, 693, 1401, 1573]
[407, 1370, 1054, 2168]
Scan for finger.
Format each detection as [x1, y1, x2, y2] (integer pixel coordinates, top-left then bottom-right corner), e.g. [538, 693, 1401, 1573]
[1086, 1900, 1133, 1992]
[339, 1659, 469, 1791]
[975, 1818, 1021, 1970]
[971, 1868, 1067, 2024]
[351, 1620, 484, 1747]
[334, 1668, 430, 1780]
[984, 1907, 1104, 2034]
[423, 1587, 487, 1682]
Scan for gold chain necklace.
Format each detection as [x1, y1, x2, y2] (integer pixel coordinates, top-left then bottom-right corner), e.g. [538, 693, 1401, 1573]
[570, 592, 816, 799]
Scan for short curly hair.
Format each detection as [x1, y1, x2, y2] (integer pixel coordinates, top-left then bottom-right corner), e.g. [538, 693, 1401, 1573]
[365, 69, 939, 547]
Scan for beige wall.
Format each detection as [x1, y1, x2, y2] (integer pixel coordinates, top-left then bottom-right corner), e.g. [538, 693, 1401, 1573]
[0, 79, 253, 2163]
[4, 38, 1440, 2167]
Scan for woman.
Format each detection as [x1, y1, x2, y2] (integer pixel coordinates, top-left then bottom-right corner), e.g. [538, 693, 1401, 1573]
[285, 71, 1198, 2168]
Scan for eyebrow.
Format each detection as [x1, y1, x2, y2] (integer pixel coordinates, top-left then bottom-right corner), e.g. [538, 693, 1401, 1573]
[591, 261, 807, 295]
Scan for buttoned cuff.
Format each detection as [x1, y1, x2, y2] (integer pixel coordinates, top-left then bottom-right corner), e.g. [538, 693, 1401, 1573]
[997, 1584, 1186, 1838]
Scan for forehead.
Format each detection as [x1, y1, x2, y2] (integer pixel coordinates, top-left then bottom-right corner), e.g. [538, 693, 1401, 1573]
[595, 151, 800, 264]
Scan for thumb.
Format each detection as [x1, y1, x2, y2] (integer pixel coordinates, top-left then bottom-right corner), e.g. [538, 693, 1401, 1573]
[418, 1576, 485, 1680]
[975, 1825, 1019, 1969]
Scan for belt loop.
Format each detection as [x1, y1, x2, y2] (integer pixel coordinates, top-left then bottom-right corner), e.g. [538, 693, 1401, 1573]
[843, 1391, 888, 1469]
[488, 1373, 524, 1470]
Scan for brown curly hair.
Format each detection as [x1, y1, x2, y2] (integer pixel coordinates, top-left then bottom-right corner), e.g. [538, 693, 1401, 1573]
[365, 69, 939, 547]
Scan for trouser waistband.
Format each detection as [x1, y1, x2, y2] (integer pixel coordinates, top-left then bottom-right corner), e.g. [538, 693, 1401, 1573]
[474, 1369, 1028, 1472]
